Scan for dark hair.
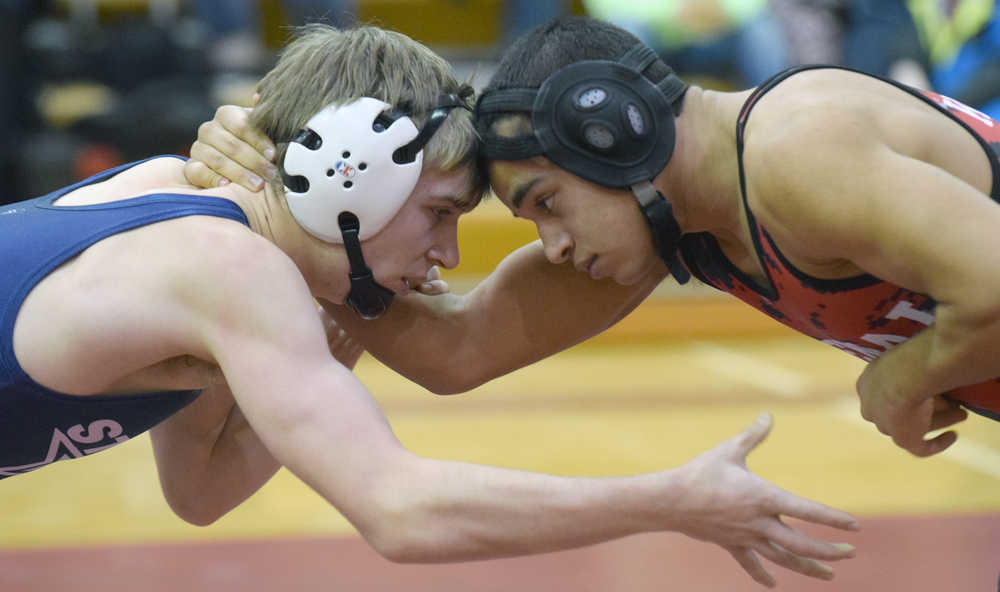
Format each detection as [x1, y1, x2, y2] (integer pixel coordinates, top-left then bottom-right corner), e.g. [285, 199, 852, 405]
[484, 16, 674, 94]
[475, 16, 681, 171]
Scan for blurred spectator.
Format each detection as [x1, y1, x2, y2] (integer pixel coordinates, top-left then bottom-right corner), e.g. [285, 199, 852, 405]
[768, 0, 843, 65]
[908, 0, 1000, 117]
[583, 0, 790, 87]
[842, 0, 925, 83]
[771, 0, 1000, 118]
[193, 0, 357, 74]
[0, 0, 44, 202]
[11, 1, 218, 198]
[771, 0, 925, 84]
[503, 0, 570, 43]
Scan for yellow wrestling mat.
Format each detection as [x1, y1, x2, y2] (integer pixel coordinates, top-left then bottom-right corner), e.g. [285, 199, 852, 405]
[1, 332, 998, 549]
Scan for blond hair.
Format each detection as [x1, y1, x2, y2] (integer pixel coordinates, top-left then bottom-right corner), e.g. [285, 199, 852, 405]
[252, 23, 486, 207]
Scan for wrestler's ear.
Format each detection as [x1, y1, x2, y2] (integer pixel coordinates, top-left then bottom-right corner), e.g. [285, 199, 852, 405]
[251, 93, 261, 107]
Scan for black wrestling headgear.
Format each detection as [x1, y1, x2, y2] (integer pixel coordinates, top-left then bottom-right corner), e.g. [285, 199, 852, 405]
[477, 43, 691, 284]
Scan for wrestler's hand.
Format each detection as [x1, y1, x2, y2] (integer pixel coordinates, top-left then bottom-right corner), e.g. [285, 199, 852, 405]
[856, 363, 967, 457]
[185, 97, 278, 192]
[415, 266, 450, 296]
[319, 306, 365, 370]
[669, 414, 859, 588]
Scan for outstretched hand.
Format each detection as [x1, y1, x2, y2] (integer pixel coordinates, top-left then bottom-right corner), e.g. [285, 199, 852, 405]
[670, 414, 859, 588]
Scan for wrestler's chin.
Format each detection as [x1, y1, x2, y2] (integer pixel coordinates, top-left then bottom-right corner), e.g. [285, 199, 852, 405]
[612, 257, 660, 287]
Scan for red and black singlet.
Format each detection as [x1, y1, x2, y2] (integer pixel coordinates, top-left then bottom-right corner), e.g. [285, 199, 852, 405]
[679, 65, 1000, 421]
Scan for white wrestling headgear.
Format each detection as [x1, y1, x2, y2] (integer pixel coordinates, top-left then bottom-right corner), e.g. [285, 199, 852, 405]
[281, 97, 423, 242]
[279, 94, 466, 320]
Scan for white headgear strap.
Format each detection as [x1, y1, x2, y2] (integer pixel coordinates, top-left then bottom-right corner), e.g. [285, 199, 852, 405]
[282, 97, 423, 242]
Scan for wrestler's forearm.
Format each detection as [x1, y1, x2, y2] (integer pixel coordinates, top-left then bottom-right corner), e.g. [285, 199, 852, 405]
[151, 388, 280, 525]
[326, 242, 665, 394]
[358, 456, 674, 562]
[322, 292, 488, 393]
[865, 301, 1000, 403]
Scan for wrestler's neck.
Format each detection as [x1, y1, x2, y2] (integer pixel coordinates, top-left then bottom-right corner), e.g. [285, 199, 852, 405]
[651, 85, 754, 240]
[232, 183, 352, 303]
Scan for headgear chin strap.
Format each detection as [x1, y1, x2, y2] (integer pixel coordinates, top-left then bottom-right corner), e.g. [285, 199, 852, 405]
[338, 212, 396, 320]
[282, 94, 466, 318]
[477, 43, 691, 284]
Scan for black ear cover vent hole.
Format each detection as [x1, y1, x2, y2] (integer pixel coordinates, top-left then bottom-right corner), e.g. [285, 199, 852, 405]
[577, 87, 608, 109]
[344, 181, 354, 189]
[327, 169, 335, 177]
[358, 162, 367, 171]
[583, 122, 616, 150]
[626, 104, 646, 135]
[284, 174, 309, 193]
[373, 113, 394, 133]
[342, 151, 351, 158]
[296, 129, 322, 150]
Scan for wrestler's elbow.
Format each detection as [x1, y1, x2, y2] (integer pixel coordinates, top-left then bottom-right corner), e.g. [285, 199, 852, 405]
[159, 477, 234, 526]
[163, 492, 229, 527]
[357, 499, 454, 563]
[346, 458, 460, 563]
[421, 367, 491, 395]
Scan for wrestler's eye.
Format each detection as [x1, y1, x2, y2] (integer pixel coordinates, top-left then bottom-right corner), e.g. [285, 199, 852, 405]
[535, 194, 554, 213]
[432, 207, 454, 220]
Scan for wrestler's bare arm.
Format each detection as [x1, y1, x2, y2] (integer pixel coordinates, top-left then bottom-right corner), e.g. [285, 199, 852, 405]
[150, 380, 280, 524]
[325, 240, 666, 394]
[744, 102, 1000, 456]
[184, 106, 666, 393]
[159, 213, 856, 585]
[150, 305, 365, 524]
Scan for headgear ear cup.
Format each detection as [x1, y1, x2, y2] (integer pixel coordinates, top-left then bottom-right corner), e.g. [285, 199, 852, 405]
[282, 97, 423, 243]
[478, 44, 691, 284]
[280, 94, 468, 318]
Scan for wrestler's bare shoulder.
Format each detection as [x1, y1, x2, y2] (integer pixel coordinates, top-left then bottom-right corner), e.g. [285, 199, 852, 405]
[55, 155, 193, 206]
[744, 68, 992, 194]
[12, 162, 280, 397]
[744, 69, 972, 158]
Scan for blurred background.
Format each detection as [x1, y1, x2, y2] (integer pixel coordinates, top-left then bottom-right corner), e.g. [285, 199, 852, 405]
[1, 1, 1000, 591]
[7, 0, 1000, 204]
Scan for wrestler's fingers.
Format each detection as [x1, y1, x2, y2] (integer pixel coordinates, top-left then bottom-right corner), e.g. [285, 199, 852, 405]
[329, 330, 364, 370]
[725, 545, 776, 588]
[932, 396, 960, 412]
[416, 266, 449, 295]
[764, 490, 861, 532]
[929, 406, 968, 431]
[902, 430, 959, 458]
[752, 540, 834, 581]
[762, 519, 856, 561]
[211, 104, 275, 164]
[183, 159, 230, 189]
[417, 279, 450, 295]
[728, 413, 773, 461]
[189, 140, 267, 192]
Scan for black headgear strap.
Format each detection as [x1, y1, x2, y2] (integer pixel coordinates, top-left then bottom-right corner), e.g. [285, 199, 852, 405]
[477, 44, 690, 284]
[337, 93, 468, 319]
[338, 211, 395, 320]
